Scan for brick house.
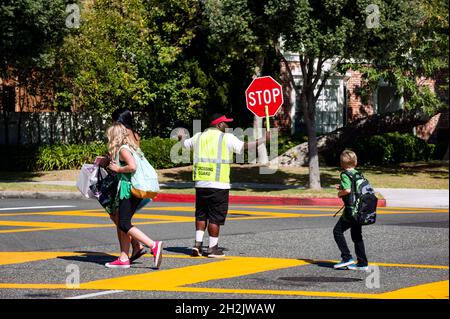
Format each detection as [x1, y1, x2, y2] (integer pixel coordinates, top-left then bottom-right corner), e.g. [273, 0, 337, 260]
[274, 54, 448, 143]
[0, 75, 55, 113]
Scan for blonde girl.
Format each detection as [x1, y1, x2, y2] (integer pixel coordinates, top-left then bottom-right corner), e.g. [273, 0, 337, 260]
[105, 123, 163, 269]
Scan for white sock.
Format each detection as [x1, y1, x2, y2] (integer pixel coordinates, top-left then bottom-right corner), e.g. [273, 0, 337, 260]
[196, 230, 205, 242]
[209, 236, 219, 248]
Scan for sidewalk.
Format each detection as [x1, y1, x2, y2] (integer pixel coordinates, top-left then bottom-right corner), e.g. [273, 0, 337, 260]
[1, 180, 449, 208]
[375, 188, 449, 208]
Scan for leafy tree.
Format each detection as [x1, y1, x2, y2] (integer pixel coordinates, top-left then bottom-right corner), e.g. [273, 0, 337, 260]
[267, 0, 447, 189]
[58, 0, 209, 136]
[342, 0, 449, 115]
[58, 0, 155, 113]
[205, 0, 447, 189]
[0, 0, 68, 143]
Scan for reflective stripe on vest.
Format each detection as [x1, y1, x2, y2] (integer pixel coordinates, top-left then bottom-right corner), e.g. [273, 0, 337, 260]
[193, 129, 232, 183]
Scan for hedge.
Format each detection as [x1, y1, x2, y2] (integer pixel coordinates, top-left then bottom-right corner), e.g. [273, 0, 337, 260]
[322, 132, 438, 166]
[0, 137, 184, 171]
[1, 133, 444, 171]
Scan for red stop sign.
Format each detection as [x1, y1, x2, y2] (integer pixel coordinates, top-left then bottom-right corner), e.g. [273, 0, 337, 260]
[245, 76, 284, 117]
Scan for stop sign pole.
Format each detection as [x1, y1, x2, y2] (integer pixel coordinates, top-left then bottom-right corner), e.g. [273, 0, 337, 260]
[245, 76, 284, 132]
[264, 105, 270, 131]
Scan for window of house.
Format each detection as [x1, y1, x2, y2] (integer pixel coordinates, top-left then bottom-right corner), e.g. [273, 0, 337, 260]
[293, 80, 345, 135]
[315, 84, 344, 134]
[375, 83, 403, 114]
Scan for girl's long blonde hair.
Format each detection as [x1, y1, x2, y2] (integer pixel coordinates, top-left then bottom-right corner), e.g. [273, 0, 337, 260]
[106, 123, 140, 160]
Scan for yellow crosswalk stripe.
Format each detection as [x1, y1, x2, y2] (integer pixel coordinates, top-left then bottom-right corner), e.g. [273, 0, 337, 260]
[0, 252, 447, 299]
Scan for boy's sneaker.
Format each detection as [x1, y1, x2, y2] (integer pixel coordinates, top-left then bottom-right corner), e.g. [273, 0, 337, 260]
[333, 258, 355, 269]
[105, 257, 131, 269]
[207, 245, 225, 258]
[192, 241, 203, 257]
[348, 263, 369, 271]
[151, 241, 163, 269]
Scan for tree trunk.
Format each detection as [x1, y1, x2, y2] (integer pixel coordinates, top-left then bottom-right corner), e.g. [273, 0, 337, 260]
[17, 87, 24, 145]
[2, 111, 9, 145]
[252, 54, 269, 165]
[0, 83, 10, 144]
[276, 48, 323, 189]
[252, 116, 269, 164]
[302, 90, 321, 189]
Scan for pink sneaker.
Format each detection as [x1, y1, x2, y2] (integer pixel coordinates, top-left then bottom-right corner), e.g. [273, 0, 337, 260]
[151, 241, 163, 269]
[105, 257, 130, 269]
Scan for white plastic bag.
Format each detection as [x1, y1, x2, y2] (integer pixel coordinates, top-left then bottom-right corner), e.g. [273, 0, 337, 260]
[76, 164, 107, 199]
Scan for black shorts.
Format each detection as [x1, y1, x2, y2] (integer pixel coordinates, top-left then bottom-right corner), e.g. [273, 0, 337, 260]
[195, 188, 229, 225]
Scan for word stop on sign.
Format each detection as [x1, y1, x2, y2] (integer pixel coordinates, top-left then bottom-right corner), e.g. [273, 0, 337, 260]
[247, 88, 282, 107]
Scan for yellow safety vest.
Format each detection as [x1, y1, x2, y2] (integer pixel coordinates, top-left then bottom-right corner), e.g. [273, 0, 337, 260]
[193, 128, 233, 183]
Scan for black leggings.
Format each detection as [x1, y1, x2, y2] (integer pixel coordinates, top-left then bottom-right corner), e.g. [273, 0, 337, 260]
[118, 196, 142, 233]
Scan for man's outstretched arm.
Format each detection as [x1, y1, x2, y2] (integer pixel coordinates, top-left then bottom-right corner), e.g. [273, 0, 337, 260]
[243, 131, 271, 150]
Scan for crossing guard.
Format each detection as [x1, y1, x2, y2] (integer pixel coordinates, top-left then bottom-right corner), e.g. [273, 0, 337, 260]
[179, 113, 269, 257]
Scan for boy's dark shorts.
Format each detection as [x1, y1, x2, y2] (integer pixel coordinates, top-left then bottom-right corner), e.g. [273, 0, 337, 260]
[195, 188, 229, 225]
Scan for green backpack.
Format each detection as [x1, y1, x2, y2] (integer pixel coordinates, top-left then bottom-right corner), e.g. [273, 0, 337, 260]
[341, 171, 378, 225]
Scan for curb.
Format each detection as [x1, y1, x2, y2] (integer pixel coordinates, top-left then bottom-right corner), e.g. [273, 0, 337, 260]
[0, 191, 387, 207]
[153, 193, 387, 207]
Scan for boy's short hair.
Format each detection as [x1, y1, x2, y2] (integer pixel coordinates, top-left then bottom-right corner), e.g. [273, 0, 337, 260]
[340, 150, 357, 168]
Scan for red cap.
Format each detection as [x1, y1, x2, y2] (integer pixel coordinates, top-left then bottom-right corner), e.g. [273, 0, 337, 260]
[210, 115, 234, 126]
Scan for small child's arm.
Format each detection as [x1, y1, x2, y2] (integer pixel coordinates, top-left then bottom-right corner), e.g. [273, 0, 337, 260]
[337, 172, 352, 198]
[338, 188, 351, 198]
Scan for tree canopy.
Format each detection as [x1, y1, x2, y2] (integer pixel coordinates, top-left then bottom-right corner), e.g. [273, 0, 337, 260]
[1, 0, 447, 161]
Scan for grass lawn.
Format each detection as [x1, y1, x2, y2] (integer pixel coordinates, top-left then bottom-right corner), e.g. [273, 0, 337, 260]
[157, 161, 449, 189]
[0, 161, 447, 197]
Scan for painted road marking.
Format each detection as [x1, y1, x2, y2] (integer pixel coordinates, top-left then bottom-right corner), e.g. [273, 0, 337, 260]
[0, 251, 86, 266]
[231, 206, 449, 213]
[0, 206, 76, 211]
[377, 280, 449, 299]
[65, 290, 124, 299]
[0, 206, 447, 234]
[169, 280, 449, 299]
[0, 252, 447, 299]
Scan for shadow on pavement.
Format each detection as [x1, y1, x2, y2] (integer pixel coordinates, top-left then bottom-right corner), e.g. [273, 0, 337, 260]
[57, 251, 116, 265]
[298, 258, 339, 269]
[164, 246, 228, 256]
[164, 246, 196, 256]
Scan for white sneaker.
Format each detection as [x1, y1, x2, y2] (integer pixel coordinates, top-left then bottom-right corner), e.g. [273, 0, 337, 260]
[333, 259, 356, 269]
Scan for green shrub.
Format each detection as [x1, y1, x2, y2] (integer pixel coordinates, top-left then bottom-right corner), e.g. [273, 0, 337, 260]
[35, 143, 107, 170]
[323, 132, 436, 166]
[2, 132, 441, 171]
[139, 137, 181, 169]
[20, 137, 186, 171]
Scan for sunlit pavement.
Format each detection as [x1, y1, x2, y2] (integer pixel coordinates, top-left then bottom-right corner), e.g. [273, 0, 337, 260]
[0, 199, 448, 299]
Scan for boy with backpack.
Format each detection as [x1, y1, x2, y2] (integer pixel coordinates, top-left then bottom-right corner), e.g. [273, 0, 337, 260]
[333, 150, 377, 271]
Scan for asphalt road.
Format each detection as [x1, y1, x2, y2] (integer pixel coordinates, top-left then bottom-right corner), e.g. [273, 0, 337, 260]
[0, 198, 448, 300]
